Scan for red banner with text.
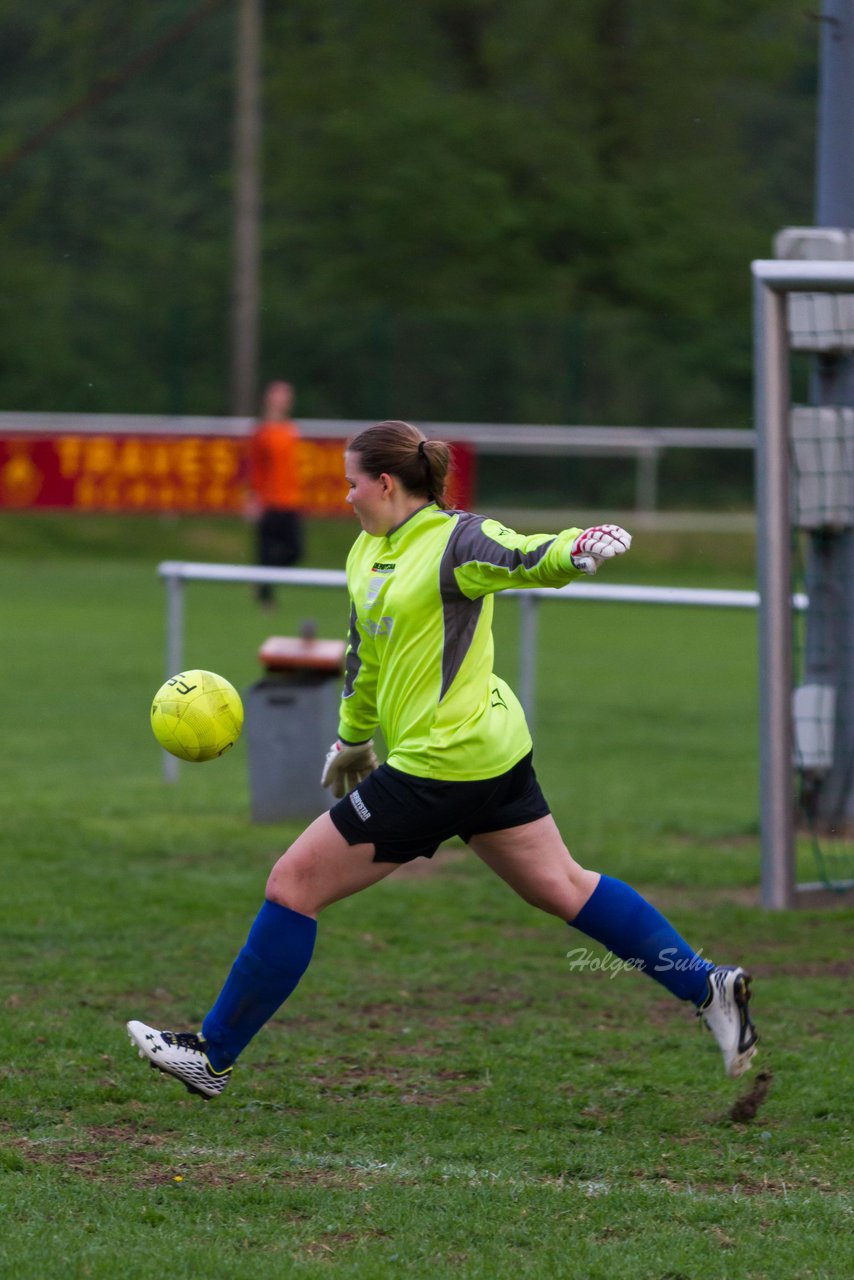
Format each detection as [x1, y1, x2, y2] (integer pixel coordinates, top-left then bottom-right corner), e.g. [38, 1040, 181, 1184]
[0, 433, 475, 515]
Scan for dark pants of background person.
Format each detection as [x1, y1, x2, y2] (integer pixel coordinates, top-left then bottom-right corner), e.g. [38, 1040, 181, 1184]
[256, 508, 303, 604]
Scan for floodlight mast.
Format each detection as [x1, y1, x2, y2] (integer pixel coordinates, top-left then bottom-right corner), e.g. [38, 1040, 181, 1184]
[815, 0, 854, 232]
[805, 0, 854, 838]
[231, 0, 262, 416]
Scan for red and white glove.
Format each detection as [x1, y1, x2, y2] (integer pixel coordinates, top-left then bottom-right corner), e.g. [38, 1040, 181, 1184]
[321, 739, 378, 798]
[570, 524, 632, 575]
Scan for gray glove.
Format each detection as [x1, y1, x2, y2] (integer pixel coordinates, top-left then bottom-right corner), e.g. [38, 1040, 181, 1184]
[321, 739, 378, 798]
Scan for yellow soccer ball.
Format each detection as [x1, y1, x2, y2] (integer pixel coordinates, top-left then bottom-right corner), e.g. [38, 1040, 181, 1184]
[151, 670, 244, 763]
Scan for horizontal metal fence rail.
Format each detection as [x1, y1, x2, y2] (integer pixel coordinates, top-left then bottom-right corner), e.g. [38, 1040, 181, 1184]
[2, 412, 756, 450]
[159, 557, 823, 910]
[157, 560, 806, 814]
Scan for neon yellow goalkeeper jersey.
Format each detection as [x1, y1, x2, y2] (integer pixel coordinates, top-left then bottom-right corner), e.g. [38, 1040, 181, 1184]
[338, 504, 583, 780]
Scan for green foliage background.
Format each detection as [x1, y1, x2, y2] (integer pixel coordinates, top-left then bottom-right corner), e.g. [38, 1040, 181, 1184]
[1, 1, 816, 423]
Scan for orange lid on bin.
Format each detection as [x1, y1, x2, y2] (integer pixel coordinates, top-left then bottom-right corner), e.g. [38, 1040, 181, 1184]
[259, 636, 346, 673]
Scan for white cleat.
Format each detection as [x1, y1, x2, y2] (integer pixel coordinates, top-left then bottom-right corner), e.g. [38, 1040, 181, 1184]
[127, 1020, 232, 1099]
[698, 966, 758, 1078]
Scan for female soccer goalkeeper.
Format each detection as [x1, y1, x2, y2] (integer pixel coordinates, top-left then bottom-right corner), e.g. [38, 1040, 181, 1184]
[128, 420, 757, 1098]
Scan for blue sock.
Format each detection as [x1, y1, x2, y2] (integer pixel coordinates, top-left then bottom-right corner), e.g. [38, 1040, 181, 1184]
[569, 874, 713, 1004]
[202, 900, 317, 1070]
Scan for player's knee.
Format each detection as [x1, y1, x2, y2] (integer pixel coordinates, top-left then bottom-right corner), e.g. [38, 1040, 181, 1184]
[265, 879, 318, 916]
[522, 867, 597, 919]
[515, 874, 575, 918]
[265, 851, 315, 913]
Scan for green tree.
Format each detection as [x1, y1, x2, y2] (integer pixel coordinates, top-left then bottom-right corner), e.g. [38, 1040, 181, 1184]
[0, 1, 233, 413]
[0, 1, 819, 424]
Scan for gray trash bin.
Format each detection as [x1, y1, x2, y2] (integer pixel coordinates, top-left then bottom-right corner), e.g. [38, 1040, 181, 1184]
[245, 635, 346, 822]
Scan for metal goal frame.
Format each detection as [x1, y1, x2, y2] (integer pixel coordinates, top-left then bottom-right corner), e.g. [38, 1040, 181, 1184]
[753, 258, 854, 908]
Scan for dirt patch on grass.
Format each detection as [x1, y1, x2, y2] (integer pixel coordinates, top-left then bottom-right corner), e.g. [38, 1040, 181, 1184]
[641, 1169, 833, 1198]
[9, 1133, 417, 1191]
[27, 1148, 107, 1178]
[132, 1164, 252, 1189]
[298, 1229, 391, 1259]
[350, 987, 523, 1030]
[305, 1056, 487, 1107]
[9, 1126, 175, 1183]
[86, 1123, 175, 1146]
[728, 1069, 773, 1124]
[129, 1162, 344, 1191]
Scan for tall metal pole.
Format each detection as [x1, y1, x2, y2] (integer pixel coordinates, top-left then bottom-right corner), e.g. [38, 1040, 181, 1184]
[814, 0, 854, 412]
[805, 0, 854, 828]
[816, 0, 854, 229]
[230, 0, 262, 416]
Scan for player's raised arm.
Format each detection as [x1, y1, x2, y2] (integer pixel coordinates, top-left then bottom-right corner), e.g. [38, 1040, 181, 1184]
[448, 514, 631, 597]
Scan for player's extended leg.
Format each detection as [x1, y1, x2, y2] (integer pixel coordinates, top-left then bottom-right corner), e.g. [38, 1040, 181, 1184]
[128, 814, 395, 1097]
[263, 812, 396, 912]
[469, 815, 757, 1077]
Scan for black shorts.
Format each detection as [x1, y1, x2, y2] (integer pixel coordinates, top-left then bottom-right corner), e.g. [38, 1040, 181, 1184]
[328, 751, 550, 863]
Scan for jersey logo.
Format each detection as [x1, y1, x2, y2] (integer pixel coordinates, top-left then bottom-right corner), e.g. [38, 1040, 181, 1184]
[366, 562, 395, 606]
[490, 686, 508, 710]
[364, 616, 394, 638]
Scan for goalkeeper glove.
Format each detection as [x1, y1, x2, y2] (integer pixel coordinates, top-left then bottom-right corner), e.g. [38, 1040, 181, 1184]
[321, 738, 378, 798]
[570, 524, 632, 575]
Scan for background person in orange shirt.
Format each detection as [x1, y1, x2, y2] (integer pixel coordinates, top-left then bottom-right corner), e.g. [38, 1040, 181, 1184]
[246, 381, 304, 605]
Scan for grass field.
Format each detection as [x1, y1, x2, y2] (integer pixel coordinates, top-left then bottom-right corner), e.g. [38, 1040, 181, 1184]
[0, 512, 851, 1279]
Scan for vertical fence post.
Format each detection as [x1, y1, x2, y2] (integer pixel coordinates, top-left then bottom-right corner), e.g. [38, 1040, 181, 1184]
[162, 568, 185, 783]
[635, 446, 660, 512]
[517, 593, 539, 733]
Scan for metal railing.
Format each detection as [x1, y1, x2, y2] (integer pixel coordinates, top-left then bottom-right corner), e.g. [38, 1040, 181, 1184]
[2, 412, 756, 512]
[158, 563, 776, 732]
[157, 559, 798, 813]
